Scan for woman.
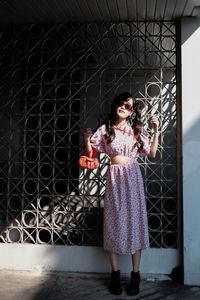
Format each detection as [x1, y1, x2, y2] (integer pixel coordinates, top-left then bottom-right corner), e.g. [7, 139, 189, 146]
[84, 92, 159, 296]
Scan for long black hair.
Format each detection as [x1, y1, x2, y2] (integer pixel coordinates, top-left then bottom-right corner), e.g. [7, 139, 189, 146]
[104, 92, 145, 150]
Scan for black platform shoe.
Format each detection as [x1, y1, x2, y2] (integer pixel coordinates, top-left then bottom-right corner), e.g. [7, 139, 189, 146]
[109, 270, 122, 295]
[127, 271, 140, 296]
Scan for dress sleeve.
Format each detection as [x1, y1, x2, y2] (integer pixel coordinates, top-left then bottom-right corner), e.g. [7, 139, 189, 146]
[139, 127, 151, 157]
[90, 124, 106, 153]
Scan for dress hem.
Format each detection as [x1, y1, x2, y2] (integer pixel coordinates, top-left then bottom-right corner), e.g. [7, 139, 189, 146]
[103, 245, 150, 255]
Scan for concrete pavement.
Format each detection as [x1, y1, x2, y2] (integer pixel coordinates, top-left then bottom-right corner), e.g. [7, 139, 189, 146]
[0, 270, 200, 300]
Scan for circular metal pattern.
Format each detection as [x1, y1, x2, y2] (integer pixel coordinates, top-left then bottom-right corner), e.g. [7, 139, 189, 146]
[162, 165, 176, 180]
[53, 212, 67, 228]
[54, 180, 68, 195]
[40, 163, 53, 179]
[102, 37, 113, 52]
[162, 232, 177, 248]
[11, 69, 26, 84]
[56, 54, 68, 67]
[38, 196, 52, 211]
[14, 38, 28, 53]
[42, 38, 57, 53]
[70, 99, 80, 111]
[163, 198, 177, 214]
[55, 148, 68, 163]
[26, 115, 39, 130]
[55, 116, 69, 130]
[24, 179, 37, 195]
[83, 212, 99, 229]
[40, 132, 54, 146]
[115, 53, 130, 66]
[42, 69, 56, 84]
[85, 53, 97, 64]
[28, 53, 41, 68]
[116, 23, 130, 35]
[100, 69, 116, 83]
[68, 231, 82, 245]
[1, 29, 13, 49]
[146, 83, 161, 98]
[8, 195, 22, 211]
[0, 22, 178, 249]
[146, 181, 161, 197]
[8, 228, 21, 243]
[26, 84, 41, 98]
[85, 83, 100, 99]
[70, 68, 81, 83]
[41, 100, 55, 114]
[23, 211, 37, 227]
[161, 37, 175, 51]
[38, 228, 52, 243]
[56, 84, 69, 99]
[146, 22, 160, 35]
[145, 52, 161, 67]
[148, 215, 161, 231]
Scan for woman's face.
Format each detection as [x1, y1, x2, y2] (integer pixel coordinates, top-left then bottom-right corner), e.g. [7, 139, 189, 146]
[116, 97, 134, 120]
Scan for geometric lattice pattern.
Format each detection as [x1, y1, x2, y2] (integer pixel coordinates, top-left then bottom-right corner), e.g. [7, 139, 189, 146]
[0, 22, 178, 247]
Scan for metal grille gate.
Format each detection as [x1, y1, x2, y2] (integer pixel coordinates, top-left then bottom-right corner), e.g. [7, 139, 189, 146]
[0, 22, 179, 247]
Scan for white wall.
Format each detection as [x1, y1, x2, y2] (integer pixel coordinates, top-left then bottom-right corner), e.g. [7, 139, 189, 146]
[0, 244, 177, 275]
[182, 18, 200, 286]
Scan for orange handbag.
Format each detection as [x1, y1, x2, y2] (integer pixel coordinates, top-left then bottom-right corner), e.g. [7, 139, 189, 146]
[78, 149, 100, 170]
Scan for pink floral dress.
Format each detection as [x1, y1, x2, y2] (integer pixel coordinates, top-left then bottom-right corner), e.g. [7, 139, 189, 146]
[90, 122, 151, 255]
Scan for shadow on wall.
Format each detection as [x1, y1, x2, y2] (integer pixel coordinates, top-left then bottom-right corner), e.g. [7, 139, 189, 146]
[181, 17, 200, 45]
[183, 117, 200, 179]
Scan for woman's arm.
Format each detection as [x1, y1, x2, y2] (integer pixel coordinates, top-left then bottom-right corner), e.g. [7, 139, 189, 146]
[149, 116, 159, 158]
[83, 128, 93, 157]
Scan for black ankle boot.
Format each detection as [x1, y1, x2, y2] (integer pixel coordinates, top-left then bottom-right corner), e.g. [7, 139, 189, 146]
[109, 270, 122, 295]
[127, 271, 140, 296]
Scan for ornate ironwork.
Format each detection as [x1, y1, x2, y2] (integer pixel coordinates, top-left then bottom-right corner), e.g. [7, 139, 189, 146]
[0, 22, 178, 247]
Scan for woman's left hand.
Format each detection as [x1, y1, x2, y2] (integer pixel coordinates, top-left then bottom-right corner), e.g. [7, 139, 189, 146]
[150, 116, 159, 133]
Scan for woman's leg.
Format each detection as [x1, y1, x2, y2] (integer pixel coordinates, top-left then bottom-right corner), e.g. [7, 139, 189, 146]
[107, 251, 122, 295]
[108, 251, 119, 271]
[131, 249, 141, 272]
[127, 250, 141, 296]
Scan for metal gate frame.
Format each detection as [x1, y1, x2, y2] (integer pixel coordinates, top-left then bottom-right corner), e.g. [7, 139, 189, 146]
[0, 22, 181, 256]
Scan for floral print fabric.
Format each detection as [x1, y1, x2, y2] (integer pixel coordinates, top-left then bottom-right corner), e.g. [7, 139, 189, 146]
[90, 123, 151, 254]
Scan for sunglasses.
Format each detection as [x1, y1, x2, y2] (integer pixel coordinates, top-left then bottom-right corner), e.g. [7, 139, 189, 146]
[119, 102, 133, 111]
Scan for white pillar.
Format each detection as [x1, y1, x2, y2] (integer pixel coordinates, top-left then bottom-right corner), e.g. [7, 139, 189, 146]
[181, 17, 200, 286]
